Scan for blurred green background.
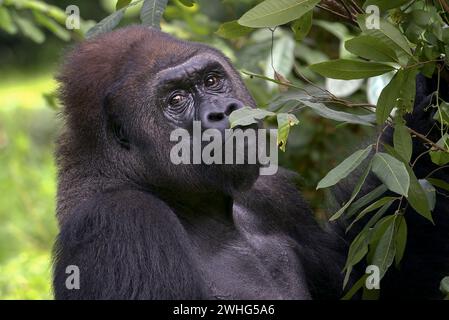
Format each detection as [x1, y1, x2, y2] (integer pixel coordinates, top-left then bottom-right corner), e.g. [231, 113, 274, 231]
[0, 0, 371, 299]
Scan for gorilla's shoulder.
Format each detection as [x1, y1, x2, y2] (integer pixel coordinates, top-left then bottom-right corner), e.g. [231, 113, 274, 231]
[60, 189, 176, 229]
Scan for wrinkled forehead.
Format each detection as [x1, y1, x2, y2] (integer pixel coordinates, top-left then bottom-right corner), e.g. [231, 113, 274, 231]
[132, 32, 232, 77]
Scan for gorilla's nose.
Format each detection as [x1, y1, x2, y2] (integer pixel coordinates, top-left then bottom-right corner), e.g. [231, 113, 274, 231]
[201, 98, 244, 130]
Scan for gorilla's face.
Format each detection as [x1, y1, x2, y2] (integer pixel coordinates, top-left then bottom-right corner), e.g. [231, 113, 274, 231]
[156, 54, 245, 133]
[97, 28, 261, 196]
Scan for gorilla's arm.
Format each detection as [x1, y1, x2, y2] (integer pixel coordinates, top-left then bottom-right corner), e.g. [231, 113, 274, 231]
[53, 190, 206, 299]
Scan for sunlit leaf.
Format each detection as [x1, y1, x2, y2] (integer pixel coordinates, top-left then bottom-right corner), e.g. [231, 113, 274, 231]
[238, 0, 320, 28]
[276, 113, 299, 151]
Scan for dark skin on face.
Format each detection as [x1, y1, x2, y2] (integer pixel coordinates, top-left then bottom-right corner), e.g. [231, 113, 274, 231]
[157, 55, 244, 132]
[53, 26, 449, 300]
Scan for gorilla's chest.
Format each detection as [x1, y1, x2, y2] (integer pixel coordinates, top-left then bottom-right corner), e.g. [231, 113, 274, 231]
[181, 204, 311, 299]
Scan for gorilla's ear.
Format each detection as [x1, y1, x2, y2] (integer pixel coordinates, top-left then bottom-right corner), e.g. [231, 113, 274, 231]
[103, 93, 130, 150]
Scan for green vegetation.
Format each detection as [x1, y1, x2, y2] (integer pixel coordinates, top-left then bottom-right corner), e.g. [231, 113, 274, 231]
[0, 72, 58, 299]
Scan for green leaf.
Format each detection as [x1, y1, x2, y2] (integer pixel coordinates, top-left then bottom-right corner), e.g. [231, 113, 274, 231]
[394, 215, 407, 267]
[427, 178, 449, 193]
[363, 0, 411, 11]
[347, 184, 389, 218]
[299, 99, 376, 126]
[376, 75, 398, 125]
[309, 59, 395, 80]
[346, 196, 397, 232]
[178, 0, 195, 6]
[430, 151, 449, 166]
[291, 10, 312, 41]
[357, 14, 414, 66]
[276, 113, 299, 152]
[342, 274, 368, 300]
[345, 35, 398, 63]
[362, 201, 394, 233]
[376, 68, 417, 124]
[317, 145, 372, 189]
[394, 124, 413, 163]
[0, 7, 17, 34]
[371, 215, 397, 279]
[13, 13, 45, 43]
[372, 153, 410, 197]
[116, 0, 132, 10]
[406, 166, 434, 223]
[238, 0, 320, 28]
[329, 160, 372, 221]
[434, 102, 449, 125]
[215, 20, 252, 39]
[229, 107, 275, 128]
[140, 0, 168, 28]
[43, 91, 61, 110]
[344, 228, 371, 275]
[430, 134, 449, 166]
[86, 9, 125, 38]
[33, 11, 70, 41]
[419, 179, 437, 211]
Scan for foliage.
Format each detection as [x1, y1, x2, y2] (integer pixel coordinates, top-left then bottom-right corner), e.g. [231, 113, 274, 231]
[0, 0, 94, 42]
[0, 89, 58, 299]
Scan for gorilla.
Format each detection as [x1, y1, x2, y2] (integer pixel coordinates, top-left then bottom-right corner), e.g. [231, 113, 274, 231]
[53, 25, 449, 300]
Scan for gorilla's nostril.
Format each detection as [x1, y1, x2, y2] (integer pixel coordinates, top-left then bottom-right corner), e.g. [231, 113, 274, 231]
[225, 103, 238, 116]
[208, 112, 225, 122]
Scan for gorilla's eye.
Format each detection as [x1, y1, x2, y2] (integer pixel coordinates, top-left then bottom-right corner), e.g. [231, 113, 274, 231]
[204, 74, 221, 88]
[169, 92, 187, 106]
